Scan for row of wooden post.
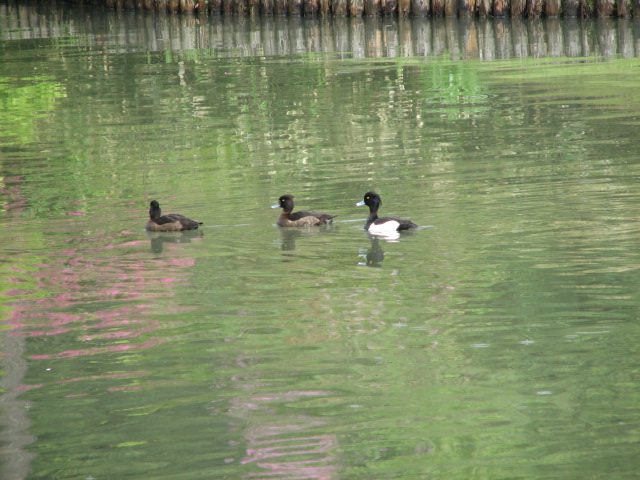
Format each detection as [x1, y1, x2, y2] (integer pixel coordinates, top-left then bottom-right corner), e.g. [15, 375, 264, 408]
[12, 0, 640, 17]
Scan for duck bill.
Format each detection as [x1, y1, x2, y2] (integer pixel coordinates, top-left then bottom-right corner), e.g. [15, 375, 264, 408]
[356, 200, 366, 207]
[271, 203, 281, 209]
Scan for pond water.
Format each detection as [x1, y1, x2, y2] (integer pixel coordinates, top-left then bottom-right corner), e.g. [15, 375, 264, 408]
[2, 5, 640, 480]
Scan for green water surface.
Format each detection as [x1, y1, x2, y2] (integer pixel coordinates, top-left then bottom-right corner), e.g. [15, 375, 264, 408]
[1, 7, 640, 480]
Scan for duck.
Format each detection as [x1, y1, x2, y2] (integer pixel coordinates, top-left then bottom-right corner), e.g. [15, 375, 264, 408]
[145, 200, 202, 232]
[356, 191, 417, 234]
[271, 194, 336, 227]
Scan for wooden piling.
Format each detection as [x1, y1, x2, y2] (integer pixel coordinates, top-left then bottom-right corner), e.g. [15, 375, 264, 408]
[494, 0, 509, 16]
[304, 0, 319, 15]
[289, 0, 303, 15]
[477, 0, 490, 15]
[274, 0, 287, 15]
[332, 0, 347, 14]
[458, 0, 474, 16]
[510, 0, 525, 16]
[431, 0, 444, 16]
[411, 0, 430, 15]
[444, 0, 457, 15]
[563, 0, 578, 16]
[209, 0, 223, 13]
[382, 0, 397, 15]
[526, 0, 543, 17]
[399, 0, 411, 15]
[260, 0, 273, 13]
[579, 0, 595, 17]
[545, 0, 560, 15]
[365, 0, 382, 16]
[318, 0, 330, 14]
[597, 0, 613, 15]
[236, 0, 248, 14]
[616, 0, 629, 16]
[350, 0, 365, 15]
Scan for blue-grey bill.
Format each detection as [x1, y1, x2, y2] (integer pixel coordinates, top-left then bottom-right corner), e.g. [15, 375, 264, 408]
[271, 203, 281, 209]
[356, 200, 365, 206]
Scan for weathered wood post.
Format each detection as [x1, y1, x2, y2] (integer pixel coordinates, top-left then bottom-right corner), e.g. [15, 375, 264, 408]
[365, 0, 382, 16]
[527, 19, 545, 55]
[332, 0, 347, 14]
[350, 0, 365, 16]
[274, 0, 287, 15]
[510, 0, 525, 16]
[545, 0, 560, 15]
[444, 0, 457, 15]
[596, 0, 613, 15]
[261, 0, 273, 14]
[578, 0, 595, 17]
[547, 18, 563, 54]
[432, 17, 446, 54]
[563, 0, 578, 16]
[479, 18, 496, 58]
[235, 0, 249, 14]
[617, 18, 633, 55]
[616, 0, 629, 16]
[431, 0, 444, 16]
[526, 0, 543, 17]
[494, 18, 512, 56]
[411, 0, 430, 15]
[318, 0, 330, 15]
[382, 0, 397, 16]
[289, 0, 303, 15]
[477, 0, 491, 16]
[248, 0, 260, 15]
[494, 0, 509, 16]
[458, 0, 472, 14]
[209, 0, 222, 13]
[456, 16, 472, 55]
[399, 0, 411, 15]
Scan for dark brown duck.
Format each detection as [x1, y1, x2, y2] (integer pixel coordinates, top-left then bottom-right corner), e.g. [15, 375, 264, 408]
[145, 200, 202, 232]
[271, 194, 336, 227]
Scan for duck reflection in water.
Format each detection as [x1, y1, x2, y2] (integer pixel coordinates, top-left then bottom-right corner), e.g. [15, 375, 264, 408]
[146, 229, 204, 254]
[358, 236, 385, 267]
[277, 224, 335, 251]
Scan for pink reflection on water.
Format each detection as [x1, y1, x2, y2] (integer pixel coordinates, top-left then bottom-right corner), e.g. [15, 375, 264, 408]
[5, 228, 198, 363]
[14, 371, 149, 392]
[107, 385, 142, 392]
[227, 389, 339, 480]
[30, 338, 164, 359]
[4, 288, 36, 296]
